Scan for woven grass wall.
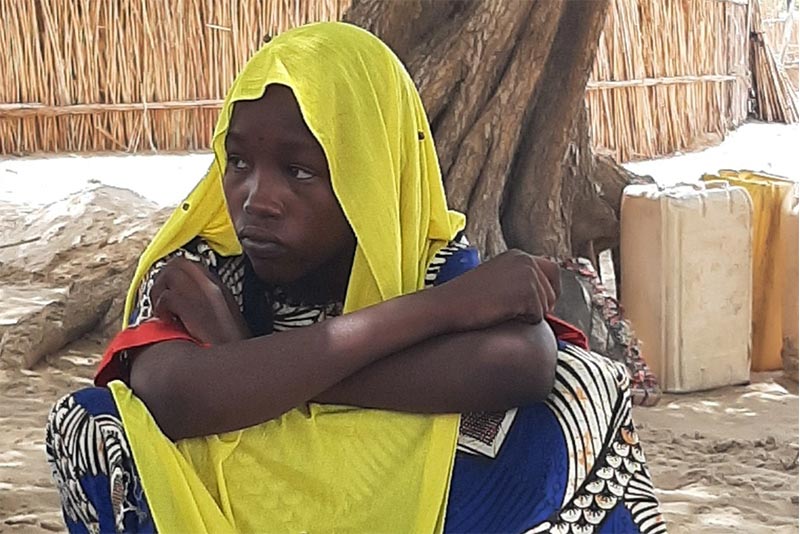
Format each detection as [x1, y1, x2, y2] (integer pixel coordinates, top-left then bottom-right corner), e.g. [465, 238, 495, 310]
[586, 0, 751, 162]
[1, 0, 758, 159]
[0, 0, 349, 155]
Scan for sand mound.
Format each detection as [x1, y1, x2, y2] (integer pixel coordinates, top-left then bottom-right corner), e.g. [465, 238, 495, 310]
[0, 187, 168, 370]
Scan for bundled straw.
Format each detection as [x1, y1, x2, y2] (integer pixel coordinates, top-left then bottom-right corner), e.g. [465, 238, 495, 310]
[2, 0, 790, 157]
[749, 0, 799, 123]
[0, 0, 350, 155]
[586, 0, 751, 162]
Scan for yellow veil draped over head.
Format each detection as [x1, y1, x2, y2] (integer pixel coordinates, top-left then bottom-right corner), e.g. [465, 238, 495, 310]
[109, 22, 466, 533]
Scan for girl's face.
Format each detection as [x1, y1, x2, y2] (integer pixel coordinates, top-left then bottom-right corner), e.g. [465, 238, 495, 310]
[223, 84, 355, 297]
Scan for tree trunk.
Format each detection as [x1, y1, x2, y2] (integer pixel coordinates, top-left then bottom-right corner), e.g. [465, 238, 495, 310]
[345, 0, 637, 259]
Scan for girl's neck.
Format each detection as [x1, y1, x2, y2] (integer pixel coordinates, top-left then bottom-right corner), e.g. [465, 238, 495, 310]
[281, 247, 354, 305]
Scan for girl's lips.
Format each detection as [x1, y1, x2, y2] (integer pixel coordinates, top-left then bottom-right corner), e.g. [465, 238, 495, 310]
[240, 237, 287, 259]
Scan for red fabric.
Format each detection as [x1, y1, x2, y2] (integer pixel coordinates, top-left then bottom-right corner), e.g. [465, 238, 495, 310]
[546, 314, 589, 350]
[94, 319, 200, 387]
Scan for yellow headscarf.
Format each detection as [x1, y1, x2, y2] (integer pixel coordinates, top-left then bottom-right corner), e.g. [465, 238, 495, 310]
[110, 22, 466, 533]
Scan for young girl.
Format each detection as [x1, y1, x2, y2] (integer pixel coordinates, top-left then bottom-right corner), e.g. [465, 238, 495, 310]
[46, 22, 665, 533]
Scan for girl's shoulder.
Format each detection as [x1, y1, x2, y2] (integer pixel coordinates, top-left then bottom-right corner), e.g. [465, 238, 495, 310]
[425, 233, 481, 287]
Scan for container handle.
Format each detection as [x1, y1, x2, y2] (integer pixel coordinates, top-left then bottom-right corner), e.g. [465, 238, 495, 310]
[656, 181, 704, 191]
[702, 179, 731, 190]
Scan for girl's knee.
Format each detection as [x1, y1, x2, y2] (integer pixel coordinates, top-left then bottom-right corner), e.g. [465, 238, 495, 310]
[554, 345, 631, 402]
[46, 387, 118, 448]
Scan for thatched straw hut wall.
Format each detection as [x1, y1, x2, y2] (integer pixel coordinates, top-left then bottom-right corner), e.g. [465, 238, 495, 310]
[0, 0, 761, 160]
[0, 0, 348, 155]
[586, 0, 751, 162]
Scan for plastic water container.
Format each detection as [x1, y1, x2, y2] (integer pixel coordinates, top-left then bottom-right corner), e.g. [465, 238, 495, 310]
[703, 171, 796, 371]
[620, 181, 752, 393]
[782, 191, 799, 381]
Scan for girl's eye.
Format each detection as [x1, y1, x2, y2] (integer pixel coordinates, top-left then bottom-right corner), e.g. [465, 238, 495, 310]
[228, 155, 248, 171]
[290, 166, 314, 180]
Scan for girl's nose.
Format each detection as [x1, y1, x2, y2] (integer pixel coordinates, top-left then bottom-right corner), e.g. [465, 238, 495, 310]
[243, 170, 285, 219]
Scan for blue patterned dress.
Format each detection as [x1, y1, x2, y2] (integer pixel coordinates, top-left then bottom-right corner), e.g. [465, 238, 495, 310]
[45, 238, 665, 533]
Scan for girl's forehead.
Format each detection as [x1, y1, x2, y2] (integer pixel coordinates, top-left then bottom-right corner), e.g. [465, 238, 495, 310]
[228, 85, 319, 148]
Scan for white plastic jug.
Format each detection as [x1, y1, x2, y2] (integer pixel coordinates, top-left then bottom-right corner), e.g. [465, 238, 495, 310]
[621, 181, 752, 392]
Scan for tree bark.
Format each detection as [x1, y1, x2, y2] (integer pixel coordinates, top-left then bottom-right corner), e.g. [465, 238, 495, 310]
[346, 0, 639, 260]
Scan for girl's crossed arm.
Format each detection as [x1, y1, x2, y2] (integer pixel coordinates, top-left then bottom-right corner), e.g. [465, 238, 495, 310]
[129, 251, 558, 440]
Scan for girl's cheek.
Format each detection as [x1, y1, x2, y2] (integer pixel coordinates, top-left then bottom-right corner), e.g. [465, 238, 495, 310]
[223, 184, 245, 215]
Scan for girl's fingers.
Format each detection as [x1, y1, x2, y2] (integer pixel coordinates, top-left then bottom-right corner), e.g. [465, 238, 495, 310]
[172, 258, 229, 303]
[539, 259, 561, 302]
[150, 264, 173, 303]
[154, 287, 192, 328]
[534, 264, 556, 312]
[524, 266, 546, 324]
[153, 288, 178, 323]
[152, 259, 205, 301]
[177, 257, 215, 285]
[154, 289, 214, 344]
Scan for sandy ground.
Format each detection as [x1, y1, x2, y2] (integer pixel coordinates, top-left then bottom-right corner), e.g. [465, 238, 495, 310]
[0, 338, 100, 533]
[1, 120, 798, 532]
[634, 376, 798, 533]
[624, 121, 800, 186]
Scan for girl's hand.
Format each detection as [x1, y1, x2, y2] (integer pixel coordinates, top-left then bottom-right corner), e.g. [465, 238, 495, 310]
[150, 257, 252, 345]
[433, 249, 561, 332]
